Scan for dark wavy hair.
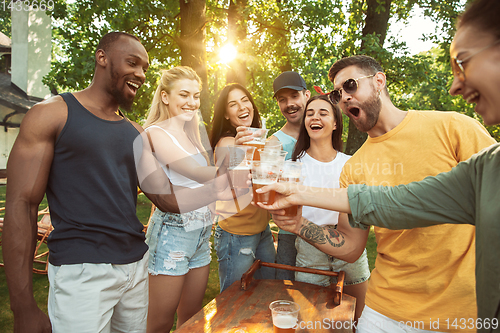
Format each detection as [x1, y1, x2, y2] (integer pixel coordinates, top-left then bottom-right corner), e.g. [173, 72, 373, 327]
[291, 94, 343, 161]
[210, 83, 261, 150]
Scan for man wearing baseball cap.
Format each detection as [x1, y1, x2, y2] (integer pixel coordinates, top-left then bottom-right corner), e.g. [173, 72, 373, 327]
[270, 71, 310, 280]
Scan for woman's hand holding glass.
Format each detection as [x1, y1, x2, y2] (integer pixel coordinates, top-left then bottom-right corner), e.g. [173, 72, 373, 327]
[234, 126, 254, 145]
[252, 181, 306, 234]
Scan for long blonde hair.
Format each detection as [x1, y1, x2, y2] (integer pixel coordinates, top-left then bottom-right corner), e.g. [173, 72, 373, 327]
[144, 66, 208, 161]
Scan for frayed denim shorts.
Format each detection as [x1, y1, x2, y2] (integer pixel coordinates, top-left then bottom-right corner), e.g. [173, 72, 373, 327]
[145, 208, 212, 276]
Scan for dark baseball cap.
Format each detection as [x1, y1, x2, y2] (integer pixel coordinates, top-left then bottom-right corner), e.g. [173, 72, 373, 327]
[273, 71, 307, 97]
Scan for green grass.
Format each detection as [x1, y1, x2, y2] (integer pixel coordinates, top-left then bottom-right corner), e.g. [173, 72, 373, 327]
[0, 190, 377, 332]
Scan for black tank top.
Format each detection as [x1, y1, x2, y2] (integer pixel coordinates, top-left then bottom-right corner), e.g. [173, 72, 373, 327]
[46, 93, 147, 265]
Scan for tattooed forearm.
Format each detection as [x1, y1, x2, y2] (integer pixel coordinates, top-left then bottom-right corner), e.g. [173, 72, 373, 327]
[299, 220, 345, 248]
[326, 225, 345, 248]
[299, 220, 328, 244]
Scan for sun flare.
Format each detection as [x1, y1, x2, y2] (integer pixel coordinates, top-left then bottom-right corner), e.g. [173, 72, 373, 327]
[219, 44, 238, 64]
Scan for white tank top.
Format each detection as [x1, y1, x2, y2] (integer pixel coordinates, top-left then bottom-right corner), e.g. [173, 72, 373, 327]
[299, 152, 351, 226]
[146, 125, 208, 189]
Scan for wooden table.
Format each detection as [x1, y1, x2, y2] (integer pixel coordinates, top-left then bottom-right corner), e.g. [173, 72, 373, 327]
[176, 261, 356, 332]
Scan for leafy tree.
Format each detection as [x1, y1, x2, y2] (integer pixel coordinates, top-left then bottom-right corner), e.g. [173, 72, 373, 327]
[43, 0, 183, 123]
[10, 0, 494, 143]
[179, 0, 210, 122]
[0, 8, 11, 37]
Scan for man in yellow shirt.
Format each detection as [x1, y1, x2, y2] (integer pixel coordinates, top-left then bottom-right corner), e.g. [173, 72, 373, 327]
[266, 55, 495, 332]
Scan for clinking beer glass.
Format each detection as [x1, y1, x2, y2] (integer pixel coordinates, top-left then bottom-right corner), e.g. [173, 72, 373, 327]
[227, 145, 255, 188]
[242, 127, 269, 160]
[279, 161, 303, 217]
[251, 161, 281, 205]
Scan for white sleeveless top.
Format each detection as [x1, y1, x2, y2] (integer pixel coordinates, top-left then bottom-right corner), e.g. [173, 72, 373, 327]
[146, 125, 207, 189]
[298, 152, 351, 226]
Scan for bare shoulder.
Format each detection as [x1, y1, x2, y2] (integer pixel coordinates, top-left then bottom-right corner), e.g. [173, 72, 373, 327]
[20, 95, 68, 141]
[216, 136, 236, 148]
[145, 125, 176, 145]
[268, 135, 280, 144]
[127, 119, 144, 133]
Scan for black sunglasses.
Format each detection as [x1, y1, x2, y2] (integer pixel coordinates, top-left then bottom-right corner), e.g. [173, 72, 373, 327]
[328, 74, 375, 104]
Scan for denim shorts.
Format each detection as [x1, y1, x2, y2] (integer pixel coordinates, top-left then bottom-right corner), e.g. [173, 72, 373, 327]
[145, 208, 212, 276]
[295, 236, 370, 286]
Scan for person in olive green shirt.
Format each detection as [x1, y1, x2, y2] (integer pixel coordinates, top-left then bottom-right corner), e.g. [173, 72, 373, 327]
[256, 0, 500, 330]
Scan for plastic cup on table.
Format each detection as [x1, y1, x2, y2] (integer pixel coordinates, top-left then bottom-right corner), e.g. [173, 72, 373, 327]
[269, 300, 300, 333]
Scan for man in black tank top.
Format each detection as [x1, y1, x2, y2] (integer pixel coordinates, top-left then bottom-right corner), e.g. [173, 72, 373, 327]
[3, 28, 243, 332]
[3, 32, 152, 333]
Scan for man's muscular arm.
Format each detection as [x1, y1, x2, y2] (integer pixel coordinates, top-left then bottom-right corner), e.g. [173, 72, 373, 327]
[3, 97, 66, 333]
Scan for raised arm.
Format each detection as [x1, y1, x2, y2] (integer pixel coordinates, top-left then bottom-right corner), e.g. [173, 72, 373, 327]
[134, 128, 240, 214]
[269, 201, 367, 263]
[256, 152, 482, 232]
[3, 97, 66, 333]
[147, 127, 218, 184]
[256, 182, 351, 213]
[347, 152, 480, 230]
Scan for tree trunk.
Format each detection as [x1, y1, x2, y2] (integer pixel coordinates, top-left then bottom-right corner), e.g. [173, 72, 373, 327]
[179, 0, 210, 124]
[344, 0, 392, 155]
[226, 0, 247, 86]
[361, 0, 392, 48]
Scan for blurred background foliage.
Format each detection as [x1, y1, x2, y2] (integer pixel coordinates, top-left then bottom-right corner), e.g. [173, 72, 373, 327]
[1, 0, 498, 149]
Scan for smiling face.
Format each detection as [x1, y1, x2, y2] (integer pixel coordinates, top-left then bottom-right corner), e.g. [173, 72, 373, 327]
[333, 66, 381, 133]
[304, 99, 337, 141]
[225, 88, 254, 128]
[106, 35, 149, 111]
[275, 88, 310, 125]
[449, 25, 500, 126]
[161, 78, 201, 122]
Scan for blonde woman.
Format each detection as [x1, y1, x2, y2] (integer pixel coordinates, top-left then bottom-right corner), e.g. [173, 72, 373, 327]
[144, 66, 217, 332]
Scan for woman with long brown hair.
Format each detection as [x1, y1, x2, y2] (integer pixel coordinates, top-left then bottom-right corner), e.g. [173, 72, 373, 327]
[210, 83, 276, 292]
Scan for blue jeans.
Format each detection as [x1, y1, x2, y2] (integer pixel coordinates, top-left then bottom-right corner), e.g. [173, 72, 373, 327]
[275, 232, 297, 281]
[214, 225, 276, 292]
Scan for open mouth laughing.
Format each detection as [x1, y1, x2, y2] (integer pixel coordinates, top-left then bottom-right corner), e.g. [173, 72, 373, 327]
[126, 80, 141, 95]
[286, 106, 300, 115]
[346, 106, 361, 119]
[309, 123, 323, 132]
[238, 111, 250, 120]
[465, 91, 479, 104]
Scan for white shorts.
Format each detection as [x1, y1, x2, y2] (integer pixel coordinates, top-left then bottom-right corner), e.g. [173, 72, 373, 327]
[357, 306, 447, 333]
[48, 252, 149, 333]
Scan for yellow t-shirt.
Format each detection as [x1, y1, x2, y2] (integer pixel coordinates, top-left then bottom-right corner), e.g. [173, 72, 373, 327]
[216, 191, 270, 236]
[340, 111, 496, 332]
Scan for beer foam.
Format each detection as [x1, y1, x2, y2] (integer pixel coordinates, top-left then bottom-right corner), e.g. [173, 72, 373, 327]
[252, 179, 275, 185]
[273, 314, 297, 329]
[231, 165, 251, 170]
[246, 140, 265, 145]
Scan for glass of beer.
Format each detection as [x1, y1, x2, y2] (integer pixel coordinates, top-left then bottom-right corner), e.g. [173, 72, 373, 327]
[251, 161, 281, 205]
[227, 145, 255, 188]
[269, 300, 300, 333]
[258, 149, 287, 165]
[264, 140, 283, 151]
[279, 161, 303, 216]
[243, 127, 268, 160]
